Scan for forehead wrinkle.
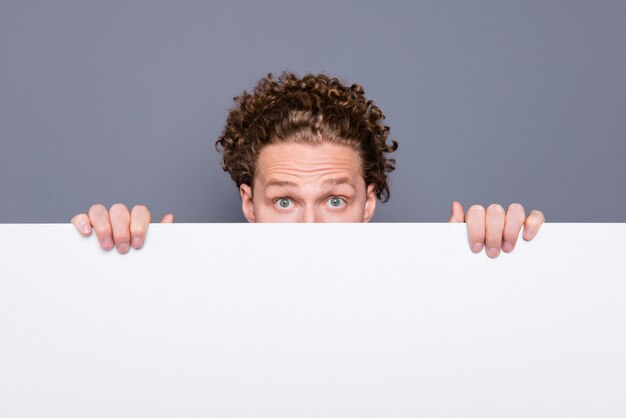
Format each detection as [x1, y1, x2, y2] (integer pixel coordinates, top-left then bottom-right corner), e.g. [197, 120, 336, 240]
[263, 178, 357, 197]
[261, 165, 348, 183]
[321, 177, 356, 191]
[262, 159, 358, 174]
[264, 180, 299, 192]
[254, 142, 365, 191]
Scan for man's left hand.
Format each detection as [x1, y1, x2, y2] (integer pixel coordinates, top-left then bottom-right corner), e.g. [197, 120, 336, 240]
[448, 201, 545, 258]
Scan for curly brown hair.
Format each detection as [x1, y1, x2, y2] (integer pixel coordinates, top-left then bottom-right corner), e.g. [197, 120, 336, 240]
[215, 71, 398, 202]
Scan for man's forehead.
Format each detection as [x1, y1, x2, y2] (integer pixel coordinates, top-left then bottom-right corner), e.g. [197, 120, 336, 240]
[264, 177, 357, 191]
[257, 142, 361, 172]
[253, 142, 365, 190]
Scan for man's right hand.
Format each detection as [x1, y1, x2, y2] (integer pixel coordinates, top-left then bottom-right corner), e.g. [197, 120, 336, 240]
[71, 204, 174, 253]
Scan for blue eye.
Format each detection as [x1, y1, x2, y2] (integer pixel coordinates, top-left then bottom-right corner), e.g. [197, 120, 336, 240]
[275, 198, 293, 209]
[327, 197, 346, 208]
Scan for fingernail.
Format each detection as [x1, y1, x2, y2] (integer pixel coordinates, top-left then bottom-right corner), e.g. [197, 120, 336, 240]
[487, 247, 500, 258]
[502, 241, 513, 252]
[524, 230, 534, 240]
[132, 237, 143, 249]
[101, 237, 113, 249]
[117, 243, 130, 254]
[80, 223, 91, 234]
[472, 242, 483, 252]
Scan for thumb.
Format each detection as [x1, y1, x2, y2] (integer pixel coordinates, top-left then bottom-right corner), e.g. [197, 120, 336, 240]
[160, 213, 174, 223]
[448, 200, 465, 223]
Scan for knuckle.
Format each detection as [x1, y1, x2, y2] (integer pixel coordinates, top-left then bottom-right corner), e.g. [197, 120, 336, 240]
[525, 219, 540, 230]
[116, 233, 131, 243]
[508, 203, 526, 221]
[487, 203, 505, 213]
[112, 224, 131, 239]
[530, 209, 545, 220]
[503, 225, 521, 242]
[130, 224, 146, 236]
[468, 204, 485, 214]
[88, 203, 107, 216]
[485, 240, 500, 249]
[110, 202, 128, 211]
[132, 205, 152, 224]
[508, 202, 525, 213]
[132, 204, 148, 213]
[109, 203, 129, 215]
[95, 225, 112, 236]
[110, 220, 130, 234]
[88, 204, 110, 225]
[90, 203, 106, 211]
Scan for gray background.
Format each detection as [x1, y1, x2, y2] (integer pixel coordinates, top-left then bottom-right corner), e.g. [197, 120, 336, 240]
[1, 0, 624, 223]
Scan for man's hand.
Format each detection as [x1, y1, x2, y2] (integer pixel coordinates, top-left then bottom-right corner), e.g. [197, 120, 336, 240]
[71, 204, 174, 253]
[448, 201, 545, 258]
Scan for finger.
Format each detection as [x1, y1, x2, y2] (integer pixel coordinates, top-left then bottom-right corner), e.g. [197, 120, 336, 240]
[71, 213, 92, 236]
[523, 209, 545, 241]
[502, 203, 526, 253]
[485, 203, 506, 258]
[109, 203, 131, 254]
[161, 213, 174, 223]
[465, 204, 486, 253]
[448, 201, 465, 223]
[130, 205, 152, 249]
[88, 204, 114, 251]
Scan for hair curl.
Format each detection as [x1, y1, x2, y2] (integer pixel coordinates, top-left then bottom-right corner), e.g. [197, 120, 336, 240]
[215, 71, 398, 202]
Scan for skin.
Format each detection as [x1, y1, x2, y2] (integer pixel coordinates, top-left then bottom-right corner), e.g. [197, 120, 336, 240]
[239, 142, 376, 223]
[71, 141, 545, 257]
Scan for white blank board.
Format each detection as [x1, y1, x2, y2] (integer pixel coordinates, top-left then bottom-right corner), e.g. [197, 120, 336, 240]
[0, 223, 625, 417]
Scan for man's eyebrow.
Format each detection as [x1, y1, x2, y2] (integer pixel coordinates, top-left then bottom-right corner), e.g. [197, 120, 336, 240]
[264, 178, 356, 191]
[322, 177, 356, 190]
[265, 180, 299, 191]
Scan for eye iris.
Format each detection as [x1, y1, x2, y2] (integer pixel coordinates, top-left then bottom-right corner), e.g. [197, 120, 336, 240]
[330, 198, 341, 207]
[279, 199, 290, 208]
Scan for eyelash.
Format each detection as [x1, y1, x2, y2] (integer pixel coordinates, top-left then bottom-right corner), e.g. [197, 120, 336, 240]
[272, 196, 348, 210]
[326, 196, 347, 210]
[273, 197, 294, 209]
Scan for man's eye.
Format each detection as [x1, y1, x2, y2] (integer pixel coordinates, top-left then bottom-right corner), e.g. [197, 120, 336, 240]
[326, 197, 346, 209]
[275, 198, 293, 209]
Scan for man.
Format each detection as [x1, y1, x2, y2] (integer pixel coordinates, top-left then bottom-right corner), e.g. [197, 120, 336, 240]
[71, 72, 545, 257]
